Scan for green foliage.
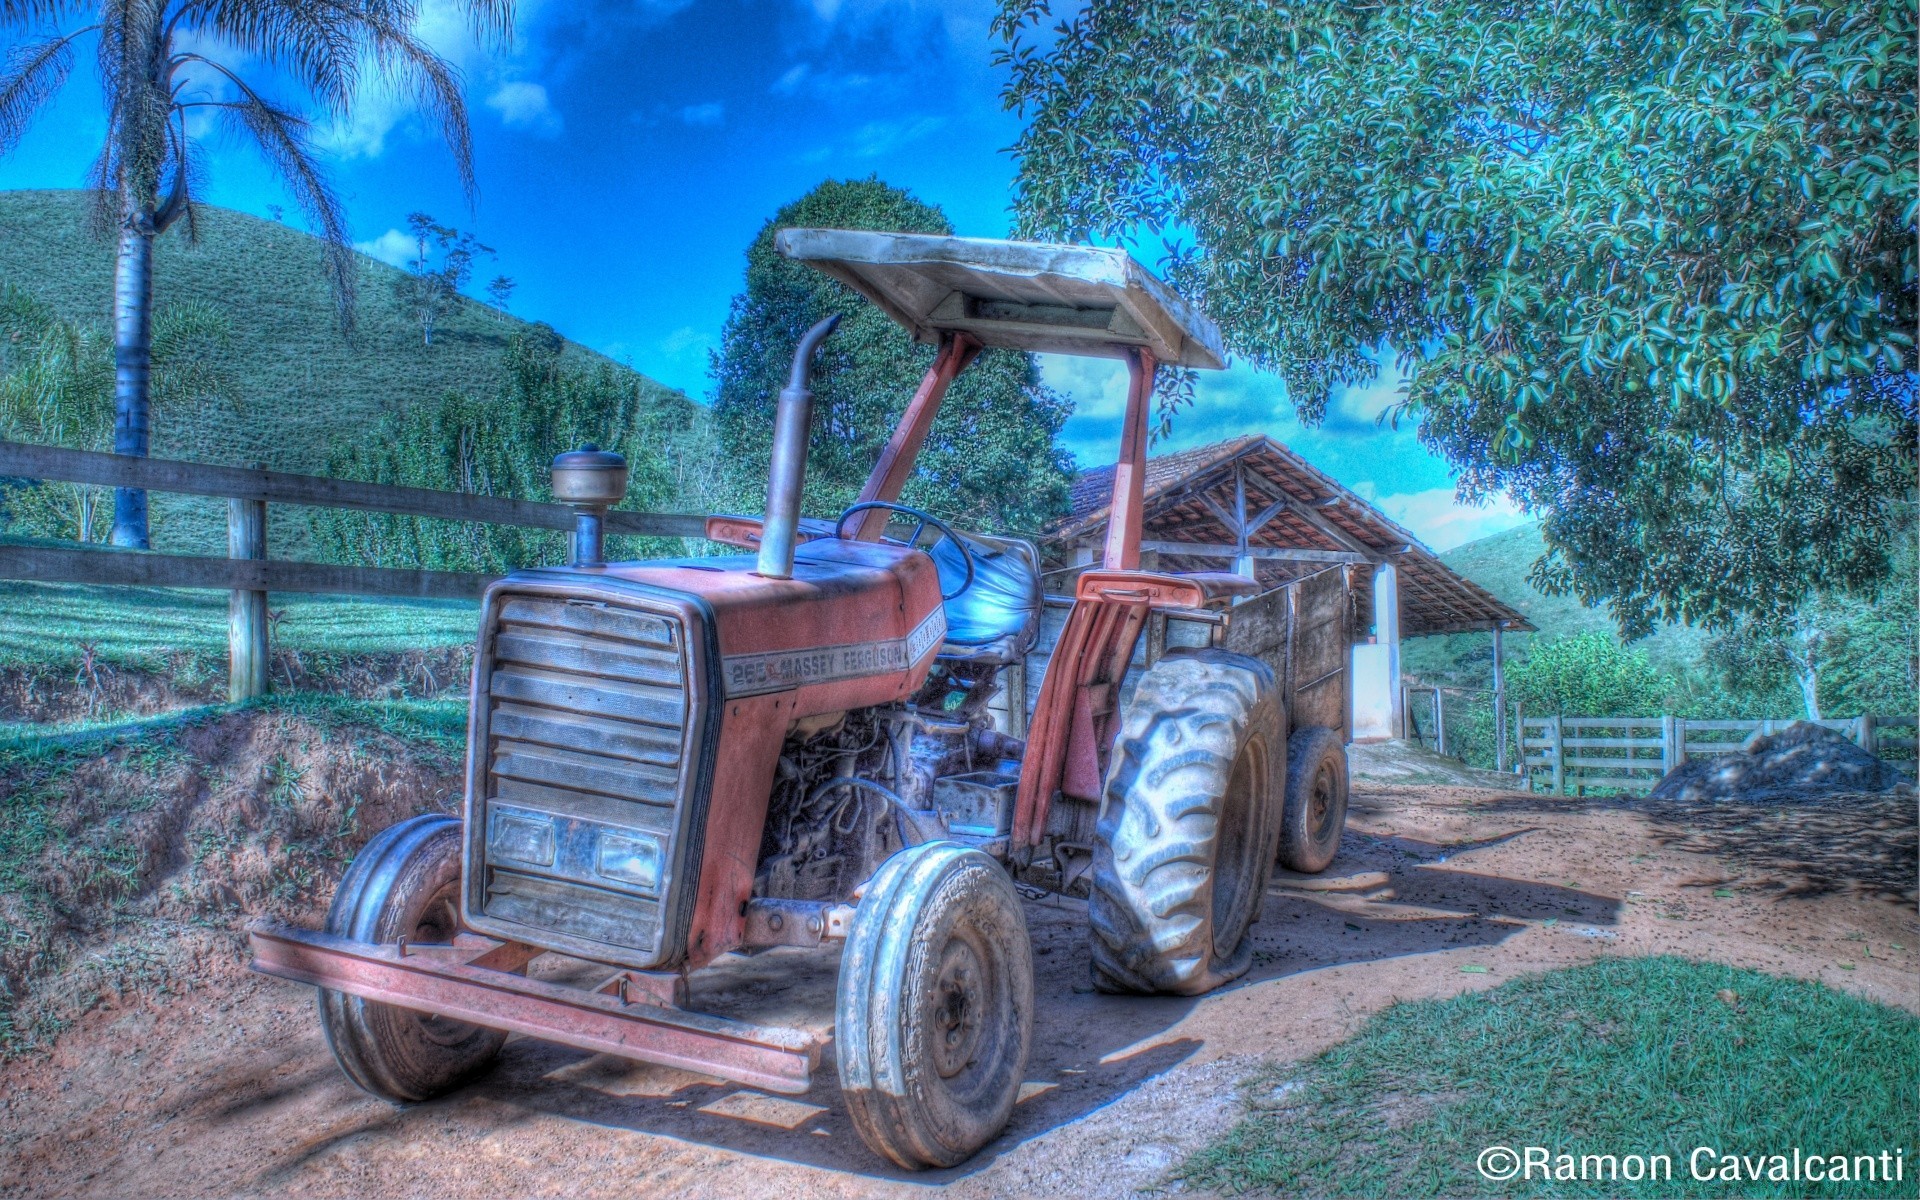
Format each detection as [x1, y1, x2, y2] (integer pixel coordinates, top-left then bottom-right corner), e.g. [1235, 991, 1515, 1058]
[1000, 0, 1918, 633]
[0, 192, 698, 556]
[316, 324, 707, 573]
[1706, 530, 1918, 718]
[1183, 956, 1920, 1198]
[1507, 632, 1674, 718]
[393, 212, 495, 347]
[711, 178, 1074, 536]
[0, 284, 230, 540]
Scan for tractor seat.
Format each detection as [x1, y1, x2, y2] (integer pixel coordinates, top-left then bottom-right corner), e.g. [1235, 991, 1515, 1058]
[927, 533, 1043, 666]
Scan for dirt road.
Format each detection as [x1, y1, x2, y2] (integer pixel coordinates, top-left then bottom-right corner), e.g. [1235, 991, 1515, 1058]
[5, 780, 1915, 1199]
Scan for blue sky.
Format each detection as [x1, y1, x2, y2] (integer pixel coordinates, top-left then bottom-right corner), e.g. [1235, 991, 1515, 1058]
[0, 0, 1528, 550]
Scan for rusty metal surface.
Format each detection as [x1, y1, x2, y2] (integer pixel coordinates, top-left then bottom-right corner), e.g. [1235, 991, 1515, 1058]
[772, 229, 1227, 369]
[247, 921, 821, 1095]
[1102, 349, 1158, 571]
[461, 579, 713, 971]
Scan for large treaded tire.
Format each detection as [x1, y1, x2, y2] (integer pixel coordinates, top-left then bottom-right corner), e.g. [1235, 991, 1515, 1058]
[1089, 649, 1283, 996]
[318, 814, 506, 1103]
[1277, 726, 1350, 874]
[837, 841, 1033, 1170]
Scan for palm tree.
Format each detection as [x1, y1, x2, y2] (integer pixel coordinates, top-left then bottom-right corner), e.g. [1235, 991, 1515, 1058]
[0, 0, 513, 547]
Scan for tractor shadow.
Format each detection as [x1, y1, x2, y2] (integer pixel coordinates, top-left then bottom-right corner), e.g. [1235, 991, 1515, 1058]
[478, 818, 1619, 1183]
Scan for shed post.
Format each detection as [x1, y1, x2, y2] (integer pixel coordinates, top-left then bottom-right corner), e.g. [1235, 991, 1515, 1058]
[1376, 561, 1403, 737]
[1491, 623, 1508, 771]
[228, 498, 268, 702]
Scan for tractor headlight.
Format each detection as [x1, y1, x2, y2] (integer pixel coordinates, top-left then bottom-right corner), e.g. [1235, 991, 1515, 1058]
[485, 805, 665, 899]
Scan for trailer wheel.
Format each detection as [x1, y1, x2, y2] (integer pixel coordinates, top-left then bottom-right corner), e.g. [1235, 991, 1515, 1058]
[837, 841, 1033, 1169]
[1277, 726, 1349, 874]
[318, 814, 506, 1103]
[1089, 649, 1282, 996]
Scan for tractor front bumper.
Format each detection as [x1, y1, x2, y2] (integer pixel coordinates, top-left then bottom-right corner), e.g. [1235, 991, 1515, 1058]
[246, 920, 823, 1095]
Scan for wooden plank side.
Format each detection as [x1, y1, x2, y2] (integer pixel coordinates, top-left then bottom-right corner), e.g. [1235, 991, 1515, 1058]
[0, 441, 708, 538]
[1, 543, 495, 600]
[1287, 567, 1350, 736]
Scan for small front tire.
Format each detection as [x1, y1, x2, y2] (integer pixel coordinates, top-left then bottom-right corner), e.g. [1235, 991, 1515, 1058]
[318, 814, 506, 1104]
[837, 841, 1034, 1169]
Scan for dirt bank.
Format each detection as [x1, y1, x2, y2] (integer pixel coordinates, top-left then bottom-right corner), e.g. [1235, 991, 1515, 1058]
[0, 708, 463, 1051]
[3, 763, 1913, 1200]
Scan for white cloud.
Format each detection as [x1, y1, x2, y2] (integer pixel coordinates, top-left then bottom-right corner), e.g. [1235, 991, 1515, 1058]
[1371, 487, 1530, 552]
[354, 228, 416, 268]
[487, 81, 563, 136]
[679, 102, 726, 127]
[772, 63, 811, 94]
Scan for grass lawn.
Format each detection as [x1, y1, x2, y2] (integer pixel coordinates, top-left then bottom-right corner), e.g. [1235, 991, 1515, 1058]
[1185, 956, 1918, 1199]
[0, 580, 479, 672]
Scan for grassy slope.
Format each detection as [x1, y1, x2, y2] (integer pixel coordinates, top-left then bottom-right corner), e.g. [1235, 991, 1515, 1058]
[0, 189, 696, 554]
[1406, 521, 1710, 686]
[1184, 956, 1918, 1199]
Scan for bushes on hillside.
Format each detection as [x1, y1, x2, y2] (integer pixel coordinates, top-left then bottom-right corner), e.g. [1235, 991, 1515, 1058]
[316, 325, 713, 573]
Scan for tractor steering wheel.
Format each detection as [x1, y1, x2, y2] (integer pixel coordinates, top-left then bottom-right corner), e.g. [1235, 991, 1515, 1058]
[834, 501, 977, 603]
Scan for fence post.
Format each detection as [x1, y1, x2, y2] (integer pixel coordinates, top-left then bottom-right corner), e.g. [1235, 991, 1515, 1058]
[1660, 714, 1676, 775]
[1514, 703, 1526, 788]
[1857, 713, 1877, 756]
[228, 498, 268, 702]
[1549, 714, 1565, 796]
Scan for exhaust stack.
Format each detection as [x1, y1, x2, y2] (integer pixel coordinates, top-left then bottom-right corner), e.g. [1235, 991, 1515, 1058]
[756, 314, 841, 579]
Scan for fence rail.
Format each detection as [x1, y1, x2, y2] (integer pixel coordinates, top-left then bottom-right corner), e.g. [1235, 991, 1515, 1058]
[0, 439, 714, 701]
[1520, 714, 1918, 795]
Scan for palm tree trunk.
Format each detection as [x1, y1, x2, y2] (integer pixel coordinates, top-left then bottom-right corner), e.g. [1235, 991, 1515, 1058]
[110, 216, 155, 549]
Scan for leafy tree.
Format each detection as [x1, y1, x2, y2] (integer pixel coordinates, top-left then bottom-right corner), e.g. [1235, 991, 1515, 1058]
[1706, 528, 1917, 717]
[0, 284, 228, 540]
[711, 178, 1074, 536]
[316, 325, 696, 572]
[394, 212, 494, 347]
[485, 275, 516, 312]
[0, 0, 513, 547]
[1507, 632, 1674, 719]
[998, 0, 1917, 633]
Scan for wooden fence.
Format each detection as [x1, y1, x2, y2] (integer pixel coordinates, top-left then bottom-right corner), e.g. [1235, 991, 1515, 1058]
[1519, 714, 1919, 795]
[0, 440, 710, 701]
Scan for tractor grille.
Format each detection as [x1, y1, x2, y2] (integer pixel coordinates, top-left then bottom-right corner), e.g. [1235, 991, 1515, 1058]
[470, 592, 695, 965]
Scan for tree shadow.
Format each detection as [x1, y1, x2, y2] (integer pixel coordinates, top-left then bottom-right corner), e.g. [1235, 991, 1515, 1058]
[436, 823, 1620, 1184]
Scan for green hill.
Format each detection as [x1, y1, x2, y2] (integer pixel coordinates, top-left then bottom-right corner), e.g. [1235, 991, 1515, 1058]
[1404, 521, 1710, 686]
[0, 189, 703, 553]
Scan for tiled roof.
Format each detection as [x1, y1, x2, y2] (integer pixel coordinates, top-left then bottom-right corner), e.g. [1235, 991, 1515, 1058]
[1051, 436, 1531, 636]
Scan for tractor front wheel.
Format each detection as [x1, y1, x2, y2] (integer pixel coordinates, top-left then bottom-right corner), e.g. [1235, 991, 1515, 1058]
[837, 841, 1034, 1169]
[318, 814, 506, 1103]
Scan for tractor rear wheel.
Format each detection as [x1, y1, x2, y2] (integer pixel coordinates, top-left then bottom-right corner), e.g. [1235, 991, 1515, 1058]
[837, 841, 1033, 1169]
[1089, 649, 1283, 996]
[1277, 726, 1349, 874]
[318, 814, 506, 1103]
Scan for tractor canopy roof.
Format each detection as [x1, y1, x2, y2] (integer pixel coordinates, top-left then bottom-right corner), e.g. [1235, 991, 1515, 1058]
[775, 229, 1226, 370]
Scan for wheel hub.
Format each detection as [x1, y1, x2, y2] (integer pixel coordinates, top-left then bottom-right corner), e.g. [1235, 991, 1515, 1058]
[930, 938, 986, 1079]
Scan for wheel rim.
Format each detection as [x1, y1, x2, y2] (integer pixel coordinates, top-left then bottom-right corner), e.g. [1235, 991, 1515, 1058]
[929, 936, 988, 1081]
[411, 885, 483, 1047]
[1210, 740, 1265, 958]
[1308, 761, 1338, 845]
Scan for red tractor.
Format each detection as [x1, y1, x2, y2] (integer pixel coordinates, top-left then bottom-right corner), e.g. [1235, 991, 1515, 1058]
[250, 232, 1353, 1168]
